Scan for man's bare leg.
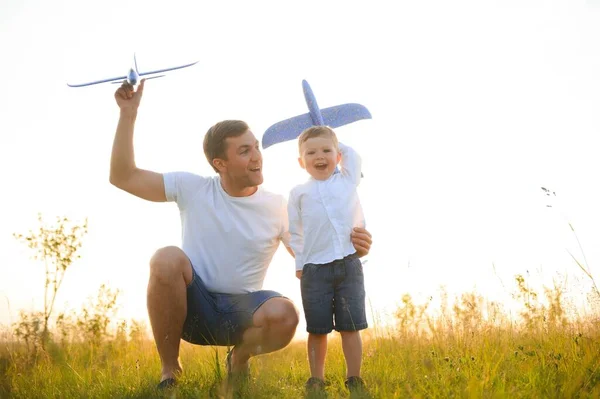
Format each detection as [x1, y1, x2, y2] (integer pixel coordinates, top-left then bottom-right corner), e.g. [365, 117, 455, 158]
[147, 246, 193, 382]
[228, 297, 299, 371]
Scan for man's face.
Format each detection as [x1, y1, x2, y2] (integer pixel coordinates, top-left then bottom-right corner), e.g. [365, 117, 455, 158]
[220, 130, 263, 188]
[298, 136, 341, 181]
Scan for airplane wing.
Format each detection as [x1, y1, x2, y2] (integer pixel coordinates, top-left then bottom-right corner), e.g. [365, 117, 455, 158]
[67, 75, 128, 88]
[261, 103, 372, 149]
[321, 103, 372, 129]
[138, 61, 199, 77]
[261, 113, 314, 149]
[109, 74, 166, 84]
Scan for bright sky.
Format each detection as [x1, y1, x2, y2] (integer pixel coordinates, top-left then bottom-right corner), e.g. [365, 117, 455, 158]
[2, 0, 600, 339]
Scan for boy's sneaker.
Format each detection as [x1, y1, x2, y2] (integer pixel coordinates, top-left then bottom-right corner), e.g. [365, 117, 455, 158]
[156, 377, 177, 390]
[345, 376, 367, 393]
[305, 377, 326, 393]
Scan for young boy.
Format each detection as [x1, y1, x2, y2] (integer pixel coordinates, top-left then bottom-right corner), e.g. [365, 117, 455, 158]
[287, 125, 368, 393]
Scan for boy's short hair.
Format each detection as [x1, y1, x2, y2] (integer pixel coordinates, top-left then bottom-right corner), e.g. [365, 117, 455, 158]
[203, 120, 249, 173]
[297, 126, 339, 153]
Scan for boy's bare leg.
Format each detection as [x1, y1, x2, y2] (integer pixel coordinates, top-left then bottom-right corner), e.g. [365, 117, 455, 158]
[307, 333, 328, 380]
[147, 246, 193, 382]
[340, 331, 362, 378]
[229, 297, 299, 371]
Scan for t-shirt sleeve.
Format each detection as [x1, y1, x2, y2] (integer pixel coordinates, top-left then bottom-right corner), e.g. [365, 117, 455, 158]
[163, 171, 208, 210]
[279, 196, 291, 248]
[287, 188, 305, 271]
[339, 142, 362, 186]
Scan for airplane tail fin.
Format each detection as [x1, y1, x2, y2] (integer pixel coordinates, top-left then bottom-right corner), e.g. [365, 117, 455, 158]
[143, 75, 165, 81]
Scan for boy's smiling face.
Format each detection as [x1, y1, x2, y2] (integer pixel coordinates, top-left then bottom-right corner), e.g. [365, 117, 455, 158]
[298, 136, 341, 180]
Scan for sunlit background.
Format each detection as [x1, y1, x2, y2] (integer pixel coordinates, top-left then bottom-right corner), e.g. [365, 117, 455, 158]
[2, 0, 600, 340]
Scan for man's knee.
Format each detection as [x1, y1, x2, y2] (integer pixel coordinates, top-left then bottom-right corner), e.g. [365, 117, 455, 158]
[259, 298, 299, 332]
[149, 246, 192, 285]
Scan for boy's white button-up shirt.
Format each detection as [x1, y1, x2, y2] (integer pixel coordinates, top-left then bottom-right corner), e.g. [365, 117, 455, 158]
[287, 143, 366, 271]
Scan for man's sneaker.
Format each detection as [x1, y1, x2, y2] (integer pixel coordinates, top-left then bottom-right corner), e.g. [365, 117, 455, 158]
[225, 347, 249, 380]
[156, 377, 177, 390]
[345, 376, 367, 392]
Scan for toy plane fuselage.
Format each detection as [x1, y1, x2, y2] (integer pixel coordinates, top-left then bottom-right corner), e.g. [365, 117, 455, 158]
[67, 54, 198, 88]
[126, 67, 139, 86]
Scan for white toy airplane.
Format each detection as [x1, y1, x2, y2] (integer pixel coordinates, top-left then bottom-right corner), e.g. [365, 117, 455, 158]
[67, 53, 198, 87]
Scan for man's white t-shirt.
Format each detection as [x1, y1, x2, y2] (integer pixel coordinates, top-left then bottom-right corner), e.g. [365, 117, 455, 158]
[163, 172, 289, 294]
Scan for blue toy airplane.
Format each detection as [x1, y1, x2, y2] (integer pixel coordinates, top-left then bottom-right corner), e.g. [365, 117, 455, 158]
[67, 54, 198, 87]
[261, 79, 372, 149]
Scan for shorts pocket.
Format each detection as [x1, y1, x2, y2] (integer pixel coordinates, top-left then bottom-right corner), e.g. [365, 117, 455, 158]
[346, 258, 364, 277]
[301, 263, 320, 278]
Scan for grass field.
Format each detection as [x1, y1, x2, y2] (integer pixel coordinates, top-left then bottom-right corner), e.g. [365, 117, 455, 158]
[1, 280, 600, 398]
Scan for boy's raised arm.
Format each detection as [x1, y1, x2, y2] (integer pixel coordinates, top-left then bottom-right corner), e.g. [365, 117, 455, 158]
[339, 142, 362, 185]
[109, 79, 167, 202]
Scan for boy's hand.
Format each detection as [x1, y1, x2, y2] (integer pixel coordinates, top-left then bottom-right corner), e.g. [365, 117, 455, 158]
[296, 270, 302, 279]
[351, 227, 372, 257]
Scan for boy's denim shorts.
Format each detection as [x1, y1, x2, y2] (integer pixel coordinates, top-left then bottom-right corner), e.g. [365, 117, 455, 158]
[300, 253, 368, 334]
[181, 268, 283, 346]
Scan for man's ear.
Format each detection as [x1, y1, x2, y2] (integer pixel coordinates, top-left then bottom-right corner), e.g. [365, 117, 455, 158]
[213, 158, 227, 173]
[336, 152, 342, 164]
[298, 157, 306, 169]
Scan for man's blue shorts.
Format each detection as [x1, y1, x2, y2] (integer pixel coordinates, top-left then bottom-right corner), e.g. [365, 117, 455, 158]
[300, 253, 368, 334]
[182, 268, 283, 346]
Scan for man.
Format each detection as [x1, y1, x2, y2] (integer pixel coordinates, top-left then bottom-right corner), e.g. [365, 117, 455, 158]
[109, 79, 373, 388]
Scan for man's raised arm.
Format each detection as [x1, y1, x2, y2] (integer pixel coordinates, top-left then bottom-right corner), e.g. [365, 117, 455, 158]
[109, 79, 167, 202]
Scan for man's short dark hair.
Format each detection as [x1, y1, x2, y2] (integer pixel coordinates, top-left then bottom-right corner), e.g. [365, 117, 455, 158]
[203, 120, 249, 173]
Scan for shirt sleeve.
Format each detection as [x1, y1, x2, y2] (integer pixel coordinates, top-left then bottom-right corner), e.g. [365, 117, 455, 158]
[163, 171, 208, 211]
[287, 188, 305, 271]
[279, 196, 291, 248]
[339, 142, 362, 186]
